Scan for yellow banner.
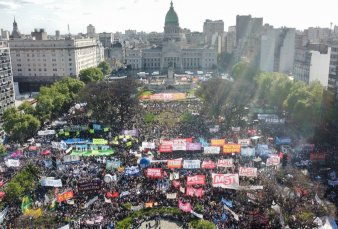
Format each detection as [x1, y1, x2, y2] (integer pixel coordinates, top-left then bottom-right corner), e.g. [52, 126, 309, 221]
[92, 138, 108, 145]
[223, 144, 241, 153]
[24, 208, 43, 218]
[211, 139, 225, 147]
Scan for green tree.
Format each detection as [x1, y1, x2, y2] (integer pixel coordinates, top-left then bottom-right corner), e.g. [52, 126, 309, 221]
[18, 101, 35, 115]
[217, 52, 233, 72]
[3, 108, 40, 143]
[79, 67, 104, 83]
[79, 78, 139, 131]
[4, 182, 24, 203]
[98, 61, 112, 75]
[0, 144, 6, 156]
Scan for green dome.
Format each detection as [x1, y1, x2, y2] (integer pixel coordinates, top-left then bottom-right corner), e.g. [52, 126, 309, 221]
[165, 1, 179, 25]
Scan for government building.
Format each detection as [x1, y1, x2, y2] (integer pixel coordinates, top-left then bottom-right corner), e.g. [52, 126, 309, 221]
[125, 1, 217, 73]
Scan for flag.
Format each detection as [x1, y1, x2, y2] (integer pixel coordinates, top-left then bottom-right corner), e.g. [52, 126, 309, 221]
[21, 196, 32, 214]
[221, 197, 232, 208]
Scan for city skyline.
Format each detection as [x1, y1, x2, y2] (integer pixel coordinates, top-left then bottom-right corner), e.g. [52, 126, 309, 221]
[0, 0, 338, 34]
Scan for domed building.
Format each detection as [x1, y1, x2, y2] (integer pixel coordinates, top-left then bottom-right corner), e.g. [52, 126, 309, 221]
[125, 1, 217, 73]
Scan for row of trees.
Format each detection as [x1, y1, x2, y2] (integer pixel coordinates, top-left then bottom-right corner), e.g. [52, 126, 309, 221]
[256, 72, 338, 142]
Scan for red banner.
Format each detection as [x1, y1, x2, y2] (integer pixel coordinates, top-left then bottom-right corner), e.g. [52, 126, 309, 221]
[310, 153, 326, 161]
[146, 168, 163, 178]
[173, 180, 180, 188]
[57, 190, 74, 202]
[223, 144, 241, 154]
[159, 141, 173, 153]
[186, 175, 205, 186]
[186, 187, 203, 197]
[217, 159, 233, 168]
[178, 200, 192, 212]
[167, 159, 182, 169]
[201, 160, 216, 169]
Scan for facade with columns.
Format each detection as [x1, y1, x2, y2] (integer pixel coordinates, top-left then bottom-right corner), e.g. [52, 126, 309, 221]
[125, 1, 217, 72]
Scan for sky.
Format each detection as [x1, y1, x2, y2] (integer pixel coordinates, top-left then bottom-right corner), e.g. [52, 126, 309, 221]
[0, 0, 338, 35]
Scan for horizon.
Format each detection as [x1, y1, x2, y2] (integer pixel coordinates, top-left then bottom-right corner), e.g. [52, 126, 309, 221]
[0, 0, 338, 35]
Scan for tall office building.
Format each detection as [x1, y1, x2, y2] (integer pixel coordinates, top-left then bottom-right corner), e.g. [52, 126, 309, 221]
[87, 24, 96, 37]
[9, 32, 104, 92]
[0, 41, 15, 137]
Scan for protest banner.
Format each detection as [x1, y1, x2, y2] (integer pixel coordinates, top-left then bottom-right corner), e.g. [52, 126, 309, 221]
[5, 159, 20, 167]
[201, 160, 216, 169]
[40, 178, 62, 187]
[92, 139, 108, 145]
[167, 159, 182, 169]
[38, 130, 56, 136]
[266, 155, 280, 166]
[146, 168, 163, 179]
[239, 167, 257, 177]
[63, 155, 80, 164]
[170, 172, 180, 180]
[131, 205, 143, 211]
[223, 144, 241, 154]
[159, 141, 173, 153]
[124, 166, 140, 176]
[231, 127, 240, 132]
[57, 191, 74, 202]
[172, 139, 187, 151]
[166, 193, 177, 199]
[106, 160, 121, 170]
[121, 129, 139, 137]
[211, 139, 225, 147]
[241, 147, 255, 157]
[183, 160, 201, 169]
[144, 93, 186, 101]
[173, 180, 180, 188]
[142, 142, 155, 149]
[77, 180, 101, 192]
[84, 196, 98, 208]
[191, 210, 203, 219]
[238, 139, 251, 146]
[178, 200, 192, 212]
[203, 146, 220, 155]
[212, 174, 240, 189]
[0, 207, 8, 224]
[217, 159, 233, 168]
[187, 175, 206, 186]
[310, 153, 326, 161]
[186, 187, 203, 197]
[186, 143, 202, 151]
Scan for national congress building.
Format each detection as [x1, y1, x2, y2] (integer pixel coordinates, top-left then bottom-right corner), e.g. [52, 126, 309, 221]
[125, 1, 218, 72]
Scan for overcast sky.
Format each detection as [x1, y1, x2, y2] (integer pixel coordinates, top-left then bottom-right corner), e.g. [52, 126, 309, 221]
[0, 0, 338, 35]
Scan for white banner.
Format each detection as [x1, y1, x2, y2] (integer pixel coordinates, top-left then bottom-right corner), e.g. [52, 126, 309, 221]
[172, 139, 187, 151]
[5, 159, 20, 167]
[63, 155, 80, 164]
[267, 155, 280, 166]
[238, 139, 251, 146]
[217, 159, 233, 168]
[191, 210, 203, 219]
[38, 130, 56, 136]
[166, 193, 177, 199]
[0, 207, 8, 224]
[131, 205, 143, 211]
[231, 127, 240, 132]
[183, 160, 201, 169]
[239, 167, 257, 177]
[180, 187, 185, 193]
[224, 204, 239, 221]
[40, 178, 62, 187]
[142, 142, 155, 149]
[212, 173, 239, 189]
[84, 196, 98, 208]
[170, 172, 180, 180]
[203, 146, 220, 154]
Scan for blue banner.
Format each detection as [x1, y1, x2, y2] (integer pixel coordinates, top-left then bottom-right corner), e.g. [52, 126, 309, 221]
[125, 166, 140, 176]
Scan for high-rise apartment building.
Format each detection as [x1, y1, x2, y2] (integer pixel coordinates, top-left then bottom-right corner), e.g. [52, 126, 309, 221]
[203, 19, 224, 45]
[294, 44, 331, 88]
[260, 27, 295, 73]
[0, 41, 15, 137]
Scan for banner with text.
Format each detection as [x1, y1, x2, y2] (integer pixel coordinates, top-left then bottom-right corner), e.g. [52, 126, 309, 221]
[146, 168, 163, 179]
[201, 160, 216, 169]
[203, 146, 220, 155]
[183, 160, 201, 169]
[239, 167, 257, 177]
[211, 139, 225, 147]
[187, 175, 205, 186]
[217, 159, 234, 168]
[186, 187, 203, 197]
[223, 144, 241, 154]
[167, 159, 182, 169]
[212, 173, 240, 189]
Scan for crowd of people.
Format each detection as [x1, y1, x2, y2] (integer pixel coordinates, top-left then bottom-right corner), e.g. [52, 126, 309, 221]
[0, 98, 335, 229]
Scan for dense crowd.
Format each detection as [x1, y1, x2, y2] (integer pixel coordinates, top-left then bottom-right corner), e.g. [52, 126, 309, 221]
[0, 99, 335, 229]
